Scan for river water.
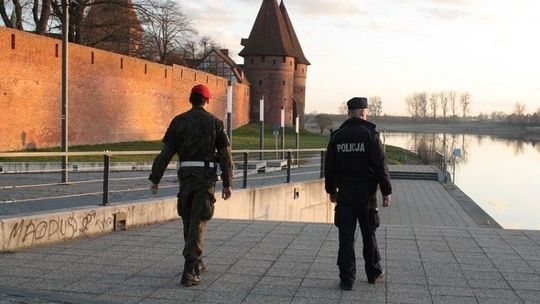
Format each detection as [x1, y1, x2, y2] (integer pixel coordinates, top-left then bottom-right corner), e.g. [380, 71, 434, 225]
[384, 132, 540, 230]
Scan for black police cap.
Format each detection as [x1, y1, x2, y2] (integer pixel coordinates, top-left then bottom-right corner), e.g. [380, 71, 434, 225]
[347, 97, 368, 110]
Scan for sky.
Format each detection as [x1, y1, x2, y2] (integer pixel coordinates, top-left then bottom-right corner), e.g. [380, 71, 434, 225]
[180, 0, 540, 116]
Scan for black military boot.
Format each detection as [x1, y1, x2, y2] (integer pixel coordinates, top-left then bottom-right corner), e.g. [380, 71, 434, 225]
[181, 259, 201, 287]
[195, 257, 207, 275]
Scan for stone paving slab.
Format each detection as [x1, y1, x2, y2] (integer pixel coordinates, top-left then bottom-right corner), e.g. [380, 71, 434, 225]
[1, 219, 539, 304]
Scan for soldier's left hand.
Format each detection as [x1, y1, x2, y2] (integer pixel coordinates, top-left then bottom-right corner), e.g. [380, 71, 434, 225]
[329, 193, 338, 203]
[150, 183, 159, 194]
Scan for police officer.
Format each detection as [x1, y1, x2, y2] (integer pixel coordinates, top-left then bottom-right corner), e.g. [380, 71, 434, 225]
[149, 84, 233, 287]
[325, 97, 392, 290]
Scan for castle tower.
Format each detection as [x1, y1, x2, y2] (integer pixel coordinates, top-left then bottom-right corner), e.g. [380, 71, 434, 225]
[280, 0, 310, 128]
[240, 0, 305, 127]
[82, 0, 143, 56]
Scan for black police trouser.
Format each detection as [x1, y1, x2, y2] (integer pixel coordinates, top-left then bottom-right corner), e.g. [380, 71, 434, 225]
[177, 176, 216, 262]
[335, 193, 382, 283]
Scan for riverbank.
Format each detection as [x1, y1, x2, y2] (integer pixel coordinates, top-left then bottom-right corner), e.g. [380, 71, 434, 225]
[305, 114, 540, 142]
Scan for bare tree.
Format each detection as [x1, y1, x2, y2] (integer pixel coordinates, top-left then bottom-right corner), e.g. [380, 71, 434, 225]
[513, 102, 527, 116]
[138, 0, 196, 64]
[429, 93, 438, 118]
[459, 92, 471, 118]
[315, 114, 332, 133]
[405, 92, 427, 118]
[417, 92, 428, 118]
[337, 101, 347, 115]
[368, 96, 383, 117]
[1, 0, 25, 30]
[1, 0, 51, 34]
[32, 0, 51, 34]
[439, 91, 449, 119]
[0, 0, 30, 31]
[406, 95, 419, 118]
[199, 35, 220, 57]
[51, 0, 87, 42]
[448, 90, 457, 119]
[490, 111, 507, 121]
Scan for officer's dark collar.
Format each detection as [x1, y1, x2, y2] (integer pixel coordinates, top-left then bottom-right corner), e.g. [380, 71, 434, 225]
[340, 117, 376, 130]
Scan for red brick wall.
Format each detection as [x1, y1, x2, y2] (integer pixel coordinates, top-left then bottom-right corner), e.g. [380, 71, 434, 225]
[0, 28, 250, 151]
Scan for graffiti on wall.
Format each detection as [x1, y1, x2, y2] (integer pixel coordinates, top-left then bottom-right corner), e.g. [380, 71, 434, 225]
[7, 211, 114, 246]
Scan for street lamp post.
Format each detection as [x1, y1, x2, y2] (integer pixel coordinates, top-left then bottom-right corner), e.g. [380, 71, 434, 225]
[61, 0, 70, 183]
[259, 96, 264, 160]
[280, 107, 285, 159]
[295, 115, 300, 164]
[226, 84, 233, 147]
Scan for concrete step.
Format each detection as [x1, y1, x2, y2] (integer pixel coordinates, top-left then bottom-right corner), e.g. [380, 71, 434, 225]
[390, 171, 438, 181]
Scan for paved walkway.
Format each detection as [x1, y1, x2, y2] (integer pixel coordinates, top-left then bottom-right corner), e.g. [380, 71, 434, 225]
[1, 219, 539, 304]
[0, 166, 534, 303]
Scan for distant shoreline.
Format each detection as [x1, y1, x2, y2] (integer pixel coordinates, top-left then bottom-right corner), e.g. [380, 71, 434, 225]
[305, 115, 540, 142]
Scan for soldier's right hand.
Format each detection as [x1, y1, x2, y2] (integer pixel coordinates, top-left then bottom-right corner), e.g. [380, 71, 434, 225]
[222, 187, 232, 200]
[382, 195, 391, 207]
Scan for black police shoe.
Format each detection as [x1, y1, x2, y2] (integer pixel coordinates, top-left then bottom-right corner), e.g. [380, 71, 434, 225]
[368, 271, 385, 284]
[340, 280, 353, 290]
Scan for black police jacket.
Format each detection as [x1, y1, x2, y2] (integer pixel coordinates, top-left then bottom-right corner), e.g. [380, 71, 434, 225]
[324, 117, 392, 196]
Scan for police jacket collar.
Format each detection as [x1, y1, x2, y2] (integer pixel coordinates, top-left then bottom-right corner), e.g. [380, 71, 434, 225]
[339, 117, 376, 130]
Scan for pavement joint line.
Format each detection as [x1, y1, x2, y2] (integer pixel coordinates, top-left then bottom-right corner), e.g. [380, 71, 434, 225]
[294, 222, 335, 302]
[233, 221, 302, 304]
[483, 230, 539, 303]
[413, 226, 436, 304]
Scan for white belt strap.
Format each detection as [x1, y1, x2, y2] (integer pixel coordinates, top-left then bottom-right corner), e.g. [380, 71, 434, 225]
[180, 161, 216, 168]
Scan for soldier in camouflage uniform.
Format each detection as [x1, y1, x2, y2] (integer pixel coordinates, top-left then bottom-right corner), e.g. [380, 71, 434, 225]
[149, 84, 233, 287]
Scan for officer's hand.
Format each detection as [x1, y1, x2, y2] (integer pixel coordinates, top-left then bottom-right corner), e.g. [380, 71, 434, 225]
[222, 187, 232, 200]
[150, 183, 159, 194]
[382, 195, 391, 207]
[329, 193, 338, 203]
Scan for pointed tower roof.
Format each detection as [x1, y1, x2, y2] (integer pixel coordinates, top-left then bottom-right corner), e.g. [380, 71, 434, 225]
[279, 1, 310, 65]
[82, 0, 143, 55]
[239, 0, 296, 57]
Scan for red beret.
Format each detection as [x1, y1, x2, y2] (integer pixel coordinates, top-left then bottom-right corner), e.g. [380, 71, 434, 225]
[191, 84, 212, 99]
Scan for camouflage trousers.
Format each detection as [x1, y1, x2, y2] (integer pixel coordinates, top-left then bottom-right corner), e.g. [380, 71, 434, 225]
[178, 176, 216, 261]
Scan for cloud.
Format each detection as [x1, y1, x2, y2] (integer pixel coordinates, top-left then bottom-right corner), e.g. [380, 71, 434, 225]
[487, 200, 510, 212]
[422, 7, 469, 20]
[279, 0, 364, 18]
[236, 0, 364, 16]
[182, 1, 243, 26]
[430, 0, 471, 6]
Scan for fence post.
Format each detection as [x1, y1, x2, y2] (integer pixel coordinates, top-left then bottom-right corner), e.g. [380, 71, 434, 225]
[320, 150, 326, 178]
[243, 152, 248, 189]
[286, 151, 291, 183]
[102, 153, 110, 206]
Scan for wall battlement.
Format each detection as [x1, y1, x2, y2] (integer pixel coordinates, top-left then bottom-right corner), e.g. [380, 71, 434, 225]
[0, 27, 250, 151]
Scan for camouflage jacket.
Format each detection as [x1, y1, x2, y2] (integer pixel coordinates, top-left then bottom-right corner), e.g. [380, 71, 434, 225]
[149, 106, 233, 187]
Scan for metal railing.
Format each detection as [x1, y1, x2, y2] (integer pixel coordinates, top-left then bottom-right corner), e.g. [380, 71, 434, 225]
[0, 149, 326, 206]
[416, 149, 447, 173]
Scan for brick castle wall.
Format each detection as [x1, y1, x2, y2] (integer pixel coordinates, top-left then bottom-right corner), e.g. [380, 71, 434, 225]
[0, 27, 250, 151]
